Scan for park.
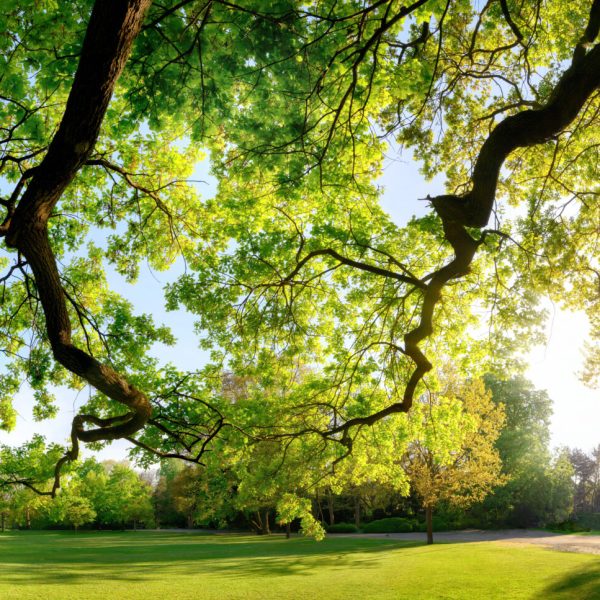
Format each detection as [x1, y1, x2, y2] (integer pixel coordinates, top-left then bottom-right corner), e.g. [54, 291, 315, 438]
[1, 530, 600, 599]
[1, 0, 600, 597]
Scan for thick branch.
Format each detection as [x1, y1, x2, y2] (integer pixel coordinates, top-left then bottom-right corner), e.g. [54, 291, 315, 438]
[2, 0, 152, 490]
[432, 39, 600, 227]
[286, 248, 426, 289]
[327, 1, 600, 439]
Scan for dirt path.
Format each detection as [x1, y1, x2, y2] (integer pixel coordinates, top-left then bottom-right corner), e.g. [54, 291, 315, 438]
[347, 529, 600, 555]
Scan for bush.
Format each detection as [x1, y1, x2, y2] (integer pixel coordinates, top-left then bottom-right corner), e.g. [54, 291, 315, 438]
[362, 518, 417, 533]
[325, 522, 359, 533]
[547, 520, 591, 533]
[575, 513, 600, 531]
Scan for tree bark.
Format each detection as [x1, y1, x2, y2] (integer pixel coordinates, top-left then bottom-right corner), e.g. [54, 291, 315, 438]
[327, 490, 335, 526]
[425, 506, 433, 545]
[354, 496, 361, 529]
[1, 0, 152, 495]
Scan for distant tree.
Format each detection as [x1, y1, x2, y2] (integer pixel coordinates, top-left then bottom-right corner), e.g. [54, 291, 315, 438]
[403, 377, 505, 544]
[152, 460, 186, 528]
[546, 449, 575, 524]
[42, 458, 154, 530]
[484, 375, 553, 469]
[42, 488, 96, 532]
[570, 445, 600, 514]
[100, 462, 153, 529]
[171, 466, 203, 529]
[60, 496, 97, 532]
[0, 490, 11, 532]
[479, 375, 571, 527]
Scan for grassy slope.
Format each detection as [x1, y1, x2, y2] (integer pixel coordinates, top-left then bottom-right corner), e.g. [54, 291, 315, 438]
[0, 531, 599, 600]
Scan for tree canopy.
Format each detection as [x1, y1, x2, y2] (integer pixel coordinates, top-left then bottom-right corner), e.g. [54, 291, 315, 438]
[403, 376, 505, 543]
[1, 0, 599, 492]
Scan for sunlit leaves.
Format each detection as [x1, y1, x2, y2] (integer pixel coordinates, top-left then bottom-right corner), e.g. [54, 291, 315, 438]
[1, 0, 599, 485]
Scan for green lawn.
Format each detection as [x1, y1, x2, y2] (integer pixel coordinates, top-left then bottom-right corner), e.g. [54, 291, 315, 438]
[0, 531, 599, 599]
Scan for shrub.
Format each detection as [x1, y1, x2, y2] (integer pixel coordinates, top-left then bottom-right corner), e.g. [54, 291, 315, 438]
[325, 522, 359, 533]
[362, 517, 417, 533]
[548, 520, 591, 533]
[575, 513, 600, 531]
[415, 516, 454, 532]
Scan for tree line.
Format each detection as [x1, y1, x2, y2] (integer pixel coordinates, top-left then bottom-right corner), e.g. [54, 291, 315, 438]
[2, 375, 598, 541]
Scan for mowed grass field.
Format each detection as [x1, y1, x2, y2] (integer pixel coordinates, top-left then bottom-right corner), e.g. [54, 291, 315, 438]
[0, 531, 599, 599]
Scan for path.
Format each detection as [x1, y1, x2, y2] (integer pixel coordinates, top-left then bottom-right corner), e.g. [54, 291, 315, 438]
[348, 529, 600, 555]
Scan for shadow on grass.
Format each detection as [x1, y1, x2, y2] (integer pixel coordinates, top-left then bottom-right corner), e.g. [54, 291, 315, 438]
[539, 561, 600, 600]
[0, 531, 422, 586]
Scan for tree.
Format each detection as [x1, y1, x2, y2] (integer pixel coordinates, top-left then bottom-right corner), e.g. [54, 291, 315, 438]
[94, 461, 154, 529]
[570, 445, 600, 515]
[477, 375, 574, 527]
[402, 376, 505, 544]
[152, 459, 187, 528]
[59, 496, 97, 532]
[170, 465, 204, 529]
[1, 0, 600, 490]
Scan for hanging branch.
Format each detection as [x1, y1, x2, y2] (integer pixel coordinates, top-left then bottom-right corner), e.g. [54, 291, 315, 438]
[1, 0, 152, 496]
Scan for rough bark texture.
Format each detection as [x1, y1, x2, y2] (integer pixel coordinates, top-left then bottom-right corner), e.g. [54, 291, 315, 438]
[2, 0, 152, 495]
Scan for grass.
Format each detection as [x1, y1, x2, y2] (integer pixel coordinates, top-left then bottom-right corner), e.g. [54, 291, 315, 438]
[0, 531, 599, 599]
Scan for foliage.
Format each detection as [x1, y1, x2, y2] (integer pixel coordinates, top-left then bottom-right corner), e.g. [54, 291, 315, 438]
[51, 495, 96, 531]
[276, 493, 325, 540]
[2, 458, 154, 530]
[547, 520, 591, 533]
[474, 376, 575, 528]
[325, 522, 359, 534]
[0, 0, 599, 506]
[362, 517, 417, 533]
[570, 446, 600, 514]
[403, 376, 506, 512]
[575, 513, 600, 530]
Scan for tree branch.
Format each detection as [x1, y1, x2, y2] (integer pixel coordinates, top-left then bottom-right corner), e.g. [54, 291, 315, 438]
[2, 0, 152, 494]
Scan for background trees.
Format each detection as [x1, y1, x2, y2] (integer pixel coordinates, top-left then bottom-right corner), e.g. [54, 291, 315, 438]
[570, 446, 600, 516]
[1, 373, 596, 535]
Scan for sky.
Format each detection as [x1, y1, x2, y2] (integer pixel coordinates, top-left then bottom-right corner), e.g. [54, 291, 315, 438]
[0, 146, 598, 461]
